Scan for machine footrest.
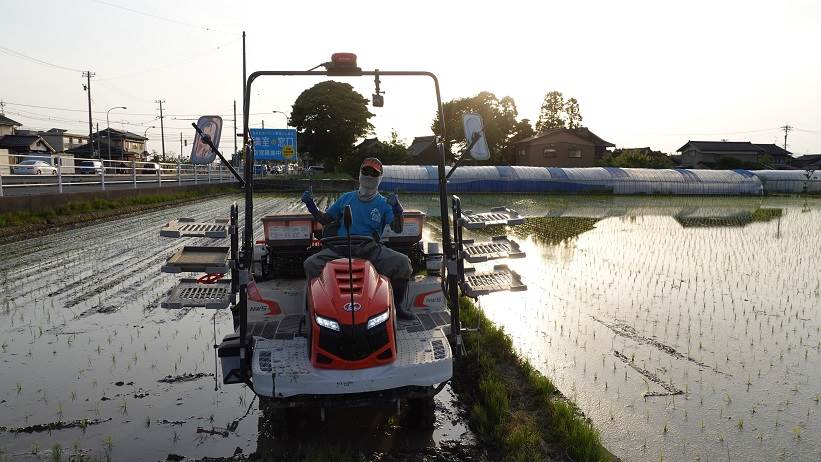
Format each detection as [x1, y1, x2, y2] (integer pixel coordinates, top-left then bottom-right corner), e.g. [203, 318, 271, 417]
[462, 236, 525, 263]
[460, 207, 524, 229]
[462, 264, 526, 297]
[160, 218, 228, 238]
[161, 278, 232, 309]
[161, 246, 230, 273]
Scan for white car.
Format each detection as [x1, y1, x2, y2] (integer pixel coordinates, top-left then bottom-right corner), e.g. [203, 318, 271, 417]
[13, 160, 57, 175]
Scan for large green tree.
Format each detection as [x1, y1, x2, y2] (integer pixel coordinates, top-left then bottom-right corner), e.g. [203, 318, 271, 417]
[431, 91, 521, 164]
[535, 91, 566, 132]
[289, 81, 374, 170]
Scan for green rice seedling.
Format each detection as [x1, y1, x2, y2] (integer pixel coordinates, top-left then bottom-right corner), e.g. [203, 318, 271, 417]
[49, 444, 62, 462]
[737, 418, 744, 430]
[792, 426, 801, 439]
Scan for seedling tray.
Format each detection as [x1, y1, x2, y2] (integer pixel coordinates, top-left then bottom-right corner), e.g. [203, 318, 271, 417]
[161, 246, 230, 274]
[460, 207, 524, 229]
[161, 218, 228, 238]
[162, 278, 232, 309]
[462, 264, 526, 297]
[462, 236, 525, 263]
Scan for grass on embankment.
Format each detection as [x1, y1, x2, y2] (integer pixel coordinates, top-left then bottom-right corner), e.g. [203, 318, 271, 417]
[454, 297, 613, 462]
[0, 185, 234, 242]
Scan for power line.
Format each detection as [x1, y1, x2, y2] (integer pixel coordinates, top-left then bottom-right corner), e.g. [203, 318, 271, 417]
[0, 45, 85, 73]
[88, 0, 234, 34]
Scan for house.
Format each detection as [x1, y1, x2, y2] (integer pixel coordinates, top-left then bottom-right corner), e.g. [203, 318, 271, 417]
[676, 141, 792, 169]
[38, 128, 88, 153]
[0, 114, 23, 174]
[512, 127, 614, 168]
[67, 128, 148, 161]
[406, 135, 441, 165]
[0, 134, 57, 173]
[792, 154, 821, 170]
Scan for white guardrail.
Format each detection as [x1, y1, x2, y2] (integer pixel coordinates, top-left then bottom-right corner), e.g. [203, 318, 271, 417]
[0, 153, 236, 197]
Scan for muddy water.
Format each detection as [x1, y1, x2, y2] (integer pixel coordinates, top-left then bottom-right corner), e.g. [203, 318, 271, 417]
[417, 194, 820, 462]
[0, 195, 476, 461]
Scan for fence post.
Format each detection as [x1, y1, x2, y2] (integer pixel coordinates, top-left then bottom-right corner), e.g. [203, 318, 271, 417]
[195, 164, 198, 184]
[208, 163, 211, 183]
[177, 158, 181, 184]
[0, 167, 4, 197]
[157, 162, 162, 187]
[220, 164, 223, 182]
[132, 159, 137, 189]
[57, 156, 63, 194]
[101, 160, 106, 191]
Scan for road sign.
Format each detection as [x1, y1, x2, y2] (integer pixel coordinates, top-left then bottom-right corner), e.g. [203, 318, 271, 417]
[249, 128, 297, 161]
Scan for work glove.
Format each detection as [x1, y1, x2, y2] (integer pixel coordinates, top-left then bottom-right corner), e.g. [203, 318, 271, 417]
[301, 190, 320, 215]
[387, 192, 403, 216]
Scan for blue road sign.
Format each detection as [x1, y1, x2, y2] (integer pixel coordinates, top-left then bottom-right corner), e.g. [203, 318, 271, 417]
[249, 128, 298, 161]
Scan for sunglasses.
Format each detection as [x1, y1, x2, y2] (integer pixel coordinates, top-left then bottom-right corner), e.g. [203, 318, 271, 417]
[361, 167, 382, 177]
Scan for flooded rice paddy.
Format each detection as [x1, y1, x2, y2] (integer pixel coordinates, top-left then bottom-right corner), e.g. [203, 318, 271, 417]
[1, 193, 820, 461]
[0, 195, 475, 461]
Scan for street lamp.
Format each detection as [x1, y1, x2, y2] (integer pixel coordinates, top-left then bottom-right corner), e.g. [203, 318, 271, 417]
[106, 106, 127, 160]
[143, 126, 156, 161]
[272, 110, 289, 127]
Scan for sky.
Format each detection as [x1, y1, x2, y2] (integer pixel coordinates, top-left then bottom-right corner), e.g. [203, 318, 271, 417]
[2, 0, 821, 157]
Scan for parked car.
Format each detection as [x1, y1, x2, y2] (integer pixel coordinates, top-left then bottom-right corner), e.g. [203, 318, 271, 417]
[141, 162, 161, 174]
[107, 161, 131, 174]
[76, 160, 103, 175]
[254, 164, 267, 176]
[273, 165, 284, 174]
[12, 160, 57, 175]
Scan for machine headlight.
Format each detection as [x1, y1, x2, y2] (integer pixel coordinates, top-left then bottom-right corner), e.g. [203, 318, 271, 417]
[315, 315, 341, 332]
[366, 310, 390, 330]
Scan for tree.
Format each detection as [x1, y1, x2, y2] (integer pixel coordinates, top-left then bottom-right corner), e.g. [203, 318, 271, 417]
[598, 148, 674, 169]
[342, 130, 410, 177]
[564, 97, 583, 129]
[535, 91, 565, 132]
[290, 81, 374, 171]
[431, 91, 521, 164]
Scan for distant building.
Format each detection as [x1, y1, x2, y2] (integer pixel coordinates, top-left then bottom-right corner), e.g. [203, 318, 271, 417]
[406, 136, 440, 165]
[512, 127, 614, 168]
[791, 154, 821, 170]
[676, 141, 792, 169]
[67, 128, 148, 161]
[0, 134, 56, 172]
[39, 128, 88, 153]
[0, 114, 23, 174]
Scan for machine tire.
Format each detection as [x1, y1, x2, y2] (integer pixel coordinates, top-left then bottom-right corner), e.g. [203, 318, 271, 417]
[36, 169, 42, 175]
[51, 170, 57, 176]
[405, 395, 436, 430]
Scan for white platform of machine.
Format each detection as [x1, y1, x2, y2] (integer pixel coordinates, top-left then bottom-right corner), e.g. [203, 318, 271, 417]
[252, 328, 452, 398]
[462, 236, 525, 263]
[243, 274, 452, 398]
[460, 207, 525, 229]
[160, 218, 228, 239]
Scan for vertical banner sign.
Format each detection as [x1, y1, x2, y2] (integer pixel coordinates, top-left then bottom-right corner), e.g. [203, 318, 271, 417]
[190, 115, 223, 165]
[249, 128, 297, 161]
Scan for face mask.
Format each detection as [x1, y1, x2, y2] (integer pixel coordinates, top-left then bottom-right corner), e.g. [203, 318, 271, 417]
[358, 172, 381, 201]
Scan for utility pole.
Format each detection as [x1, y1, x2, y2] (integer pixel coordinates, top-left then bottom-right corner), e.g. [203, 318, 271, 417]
[83, 71, 96, 158]
[155, 100, 166, 161]
[233, 100, 238, 167]
[781, 124, 793, 151]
